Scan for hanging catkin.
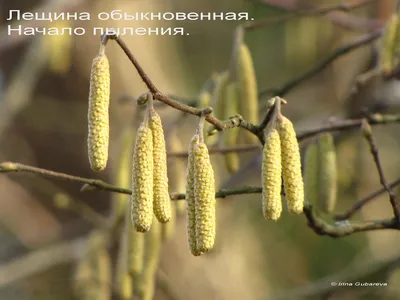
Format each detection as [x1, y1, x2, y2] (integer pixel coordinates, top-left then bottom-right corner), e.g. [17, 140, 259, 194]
[111, 127, 134, 223]
[131, 121, 154, 232]
[278, 117, 304, 214]
[381, 14, 399, 74]
[161, 200, 176, 241]
[137, 217, 162, 300]
[262, 129, 282, 221]
[87, 46, 110, 172]
[304, 141, 319, 206]
[318, 133, 337, 213]
[149, 109, 171, 223]
[167, 129, 187, 215]
[235, 43, 259, 144]
[74, 231, 111, 300]
[127, 209, 145, 278]
[212, 71, 230, 120]
[185, 134, 201, 256]
[223, 82, 240, 174]
[193, 142, 216, 253]
[115, 207, 133, 299]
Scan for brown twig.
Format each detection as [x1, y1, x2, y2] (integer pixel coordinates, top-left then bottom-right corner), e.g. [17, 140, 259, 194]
[260, 29, 383, 98]
[361, 120, 400, 220]
[335, 177, 400, 221]
[109, 35, 226, 131]
[303, 203, 399, 237]
[246, 0, 379, 31]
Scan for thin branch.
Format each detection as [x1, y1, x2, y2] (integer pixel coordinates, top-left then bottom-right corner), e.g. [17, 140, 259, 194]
[109, 35, 226, 131]
[335, 177, 400, 221]
[245, 0, 379, 31]
[361, 120, 400, 220]
[304, 203, 399, 238]
[260, 29, 383, 98]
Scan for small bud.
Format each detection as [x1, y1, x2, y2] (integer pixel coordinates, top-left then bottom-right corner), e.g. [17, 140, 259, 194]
[361, 119, 373, 138]
[0, 162, 17, 172]
[87, 52, 110, 172]
[80, 183, 97, 192]
[137, 93, 149, 105]
[262, 129, 282, 221]
[278, 117, 304, 214]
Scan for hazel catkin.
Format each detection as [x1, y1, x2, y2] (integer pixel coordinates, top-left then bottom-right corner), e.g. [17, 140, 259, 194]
[185, 134, 201, 256]
[262, 129, 282, 221]
[278, 117, 304, 214]
[318, 133, 337, 213]
[149, 109, 171, 223]
[87, 51, 110, 172]
[236, 43, 259, 144]
[381, 14, 399, 74]
[131, 123, 154, 232]
[193, 142, 216, 253]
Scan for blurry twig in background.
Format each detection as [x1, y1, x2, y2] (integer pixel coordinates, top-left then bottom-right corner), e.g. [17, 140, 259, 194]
[256, 0, 383, 31]
[0, 36, 47, 137]
[259, 29, 384, 98]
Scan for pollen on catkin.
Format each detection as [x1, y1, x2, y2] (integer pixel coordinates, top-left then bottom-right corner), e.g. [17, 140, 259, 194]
[185, 134, 201, 256]
[262, 129, 282, 221]
[318, 133, 337, 213]
[131, 122, 154, 232]
[149, 109, 171, 223]
[87, 51, 110, 172]
[304, 141, 319, 206]
[278, 117, 304, 214]
[236, 43, 259, 144]
[194, 142, 216, 253]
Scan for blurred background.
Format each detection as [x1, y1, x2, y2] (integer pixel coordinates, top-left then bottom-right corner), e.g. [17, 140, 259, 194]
[1, 0, 400, 299]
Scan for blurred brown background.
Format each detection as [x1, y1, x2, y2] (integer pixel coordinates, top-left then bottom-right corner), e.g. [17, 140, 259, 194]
[1, 0, 400, 299]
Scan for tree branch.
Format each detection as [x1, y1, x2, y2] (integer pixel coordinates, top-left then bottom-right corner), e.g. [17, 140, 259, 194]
[304, 203, 399, 238]
[109, 35, 226, 131]
[260, 29, 383, 98]
[245, 0, 380, 31]
[361, 120, 400, 220]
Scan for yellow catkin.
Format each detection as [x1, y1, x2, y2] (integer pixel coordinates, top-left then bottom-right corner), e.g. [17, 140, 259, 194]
[381, 14, 399, 73]
[87, 51, 110, 172]
[111, 127, 134, 223]
[262, 129, 282, 221]
[212, 71, 231, 120]
[318, 133, 337, 213]
[185, 134, 201, 256]
[167, 130, 186, 215]
[137, 217, 162, 300]
[128, 209, 145, 277]
[74, 231, 111, 300]
[149, 109, 171, 223]
[44, 20, 72, 74]
[236, 43, 259, 144]
[115, 207, 133, 299]
[223, 82, 240, 174]
[278, 117, 304, 214]
[194, 142, 216, 253]
[304, 141, 319, 207]
[131, 123, 154, 232]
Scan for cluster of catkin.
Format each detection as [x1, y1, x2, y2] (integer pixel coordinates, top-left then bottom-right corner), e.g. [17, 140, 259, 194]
[131, 99, 171, 232]
[261, 110, 304, 221]
[304, 133, 337, 213]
